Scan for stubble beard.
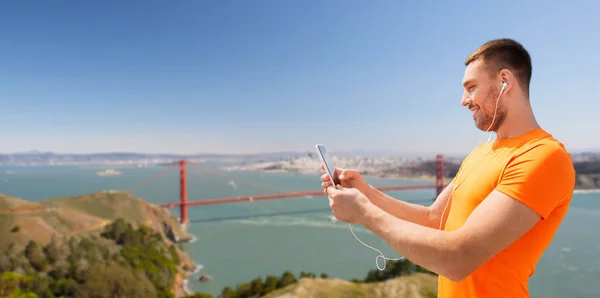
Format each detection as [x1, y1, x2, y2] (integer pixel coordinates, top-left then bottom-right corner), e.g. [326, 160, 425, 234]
[474, 86, 507, 132]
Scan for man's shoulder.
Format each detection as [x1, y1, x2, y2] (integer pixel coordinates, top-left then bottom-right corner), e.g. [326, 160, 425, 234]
[497, 130, 576, 218]
[512, 131, 574, 171]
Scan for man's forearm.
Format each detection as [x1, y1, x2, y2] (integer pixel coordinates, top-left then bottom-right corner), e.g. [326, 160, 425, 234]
[361, 204, 466, 281]
[365, 185, 436, 228]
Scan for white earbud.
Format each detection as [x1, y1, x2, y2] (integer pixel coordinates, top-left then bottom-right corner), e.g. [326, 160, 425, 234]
[500, 81, 508, 94]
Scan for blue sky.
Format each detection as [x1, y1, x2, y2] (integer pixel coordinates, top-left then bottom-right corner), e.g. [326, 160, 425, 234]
[1, 1, 598, 155]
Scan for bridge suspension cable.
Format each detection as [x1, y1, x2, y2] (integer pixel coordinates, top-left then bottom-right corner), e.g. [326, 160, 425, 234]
[186, 162, 292, 194]
[126, 163, 176, 193]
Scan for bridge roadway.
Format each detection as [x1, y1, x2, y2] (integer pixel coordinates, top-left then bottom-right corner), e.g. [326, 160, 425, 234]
[158, 184, 445, 208]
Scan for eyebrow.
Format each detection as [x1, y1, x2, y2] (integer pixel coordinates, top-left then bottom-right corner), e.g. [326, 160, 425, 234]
[462, 79, 475, 88]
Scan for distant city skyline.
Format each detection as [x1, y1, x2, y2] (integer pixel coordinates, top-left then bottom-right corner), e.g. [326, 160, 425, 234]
[1, 2, 598, 155]
[1, 146, 598, 157]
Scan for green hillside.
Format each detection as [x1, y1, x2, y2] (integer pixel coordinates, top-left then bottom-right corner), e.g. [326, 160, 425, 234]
[0, 191, 197, 298]
[0, 218, 196, 298]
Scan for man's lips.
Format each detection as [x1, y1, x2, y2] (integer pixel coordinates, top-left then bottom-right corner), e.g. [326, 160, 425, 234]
[470, 107, 479, 118]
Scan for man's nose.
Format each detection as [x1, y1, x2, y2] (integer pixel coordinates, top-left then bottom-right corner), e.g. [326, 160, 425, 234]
[461, 91, 471, 107]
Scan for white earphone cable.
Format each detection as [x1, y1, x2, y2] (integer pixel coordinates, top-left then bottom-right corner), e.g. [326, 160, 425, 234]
[348, 222, 404, 271]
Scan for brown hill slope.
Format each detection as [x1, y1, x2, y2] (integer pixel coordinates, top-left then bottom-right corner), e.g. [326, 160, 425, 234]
[0, 190, 190, 248]
[263, 273, 438, 298]
[0, 194, 40, 209]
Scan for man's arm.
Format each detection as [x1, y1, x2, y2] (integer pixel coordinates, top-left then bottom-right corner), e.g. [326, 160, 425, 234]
[362, 189, 540, 281]
[360, 145, 575, 281]
[365, 182, 454, 229]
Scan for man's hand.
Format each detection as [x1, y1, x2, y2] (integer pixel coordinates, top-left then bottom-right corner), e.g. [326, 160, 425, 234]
[320, 164, 369, 194]
[319, 164, 443, 228]
[325, 185, 380, 224]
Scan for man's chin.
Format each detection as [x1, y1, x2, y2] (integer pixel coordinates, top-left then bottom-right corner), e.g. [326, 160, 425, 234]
[474, 121, 489, 131]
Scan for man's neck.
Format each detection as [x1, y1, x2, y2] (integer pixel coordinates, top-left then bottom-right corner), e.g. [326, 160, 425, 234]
[496, 100, 540, 140]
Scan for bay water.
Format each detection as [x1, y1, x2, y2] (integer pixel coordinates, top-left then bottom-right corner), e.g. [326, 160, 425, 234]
[1, 163, 598, 297]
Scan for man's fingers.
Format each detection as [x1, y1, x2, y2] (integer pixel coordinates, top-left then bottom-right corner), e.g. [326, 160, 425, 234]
[326, 185, 343, 197]
[326, 186, 337, 197]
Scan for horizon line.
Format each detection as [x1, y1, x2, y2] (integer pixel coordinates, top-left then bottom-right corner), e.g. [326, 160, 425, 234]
[0, 148, 598, 157]
[0, 149, 460, 157]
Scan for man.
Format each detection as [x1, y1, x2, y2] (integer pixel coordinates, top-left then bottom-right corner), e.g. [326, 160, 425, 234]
[320, 38, 575, 297]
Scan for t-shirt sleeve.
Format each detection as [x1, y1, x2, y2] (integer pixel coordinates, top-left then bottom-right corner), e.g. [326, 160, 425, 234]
[495, 144, 576, 219]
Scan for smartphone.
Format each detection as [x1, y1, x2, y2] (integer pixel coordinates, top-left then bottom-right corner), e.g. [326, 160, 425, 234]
[315, 144, 341, 186]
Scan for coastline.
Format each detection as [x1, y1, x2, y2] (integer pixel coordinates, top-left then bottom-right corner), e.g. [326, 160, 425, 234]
[177, 264, 203, 297]
[173, 254, 195, 297]
[174, 227, 202, 297]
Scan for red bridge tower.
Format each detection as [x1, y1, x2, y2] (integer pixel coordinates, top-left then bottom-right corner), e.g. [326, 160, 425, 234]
[179, 160, 188, 224]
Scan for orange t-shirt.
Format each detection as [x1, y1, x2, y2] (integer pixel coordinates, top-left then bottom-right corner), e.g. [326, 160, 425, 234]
[438, 128, 575, 298]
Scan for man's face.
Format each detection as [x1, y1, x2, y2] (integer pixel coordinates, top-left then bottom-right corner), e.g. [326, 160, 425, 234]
[461, 59, 506, 132]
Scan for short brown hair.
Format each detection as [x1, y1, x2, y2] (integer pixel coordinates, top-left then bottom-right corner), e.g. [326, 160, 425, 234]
[466, 38, 532, 95]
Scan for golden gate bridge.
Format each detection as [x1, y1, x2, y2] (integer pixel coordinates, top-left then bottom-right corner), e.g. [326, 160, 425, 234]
[124, 155, 447, 224]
